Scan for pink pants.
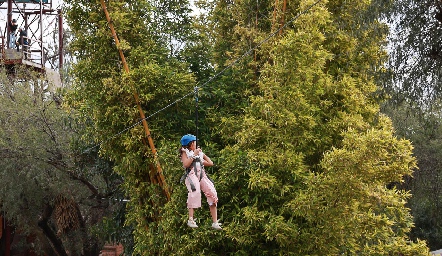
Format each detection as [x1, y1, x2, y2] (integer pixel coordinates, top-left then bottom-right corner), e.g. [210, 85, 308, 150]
[185, 167, 218, 209]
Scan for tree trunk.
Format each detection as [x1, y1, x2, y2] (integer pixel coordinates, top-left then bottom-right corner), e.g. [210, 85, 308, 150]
[38, 203, 68, 256]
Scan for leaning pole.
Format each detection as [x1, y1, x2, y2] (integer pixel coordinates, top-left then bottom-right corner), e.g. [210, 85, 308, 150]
[100, 0, 170, 201]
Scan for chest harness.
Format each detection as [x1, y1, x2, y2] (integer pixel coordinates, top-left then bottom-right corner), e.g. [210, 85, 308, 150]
[180, 155, 213, 192]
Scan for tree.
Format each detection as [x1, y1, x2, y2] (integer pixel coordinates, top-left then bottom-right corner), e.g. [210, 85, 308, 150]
[382, 99, 442, 250]
[0, 66, 120, 254]
[382, 0, 442, 104]
[379, 0, 442, 250]
[65, 0, 199, 253]
[143, 0, 428, 254]
[62, 0, 432, 254]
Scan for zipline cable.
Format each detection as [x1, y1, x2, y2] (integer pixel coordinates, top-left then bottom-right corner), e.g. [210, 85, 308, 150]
[78, 0, 323, 156]
[78, 91, 194, 155]
[195, 86, 199, 147]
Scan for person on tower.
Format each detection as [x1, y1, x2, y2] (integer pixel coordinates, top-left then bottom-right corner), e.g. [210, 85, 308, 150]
[16, 28, 29, 59]
[8, 19, 18, 49]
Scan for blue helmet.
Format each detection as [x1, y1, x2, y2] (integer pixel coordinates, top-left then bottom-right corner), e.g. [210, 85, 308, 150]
[180, 134, 196, 146]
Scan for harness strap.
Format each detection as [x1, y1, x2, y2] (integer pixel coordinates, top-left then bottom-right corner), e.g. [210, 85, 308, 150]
[180, 156, 214, 191]
[195, 158, 215, 184]
[186, 168, 197, 192]
[180, 158, 200, 192]
[180, 168, 196, 191]
[193, 158, 203, 181]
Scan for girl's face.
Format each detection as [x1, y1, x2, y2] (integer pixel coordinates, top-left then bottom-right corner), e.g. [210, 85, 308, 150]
[189, 140, 197, 150]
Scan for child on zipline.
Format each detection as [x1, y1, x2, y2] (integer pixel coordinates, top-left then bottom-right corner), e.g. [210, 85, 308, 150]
[179, 134, 222, 230]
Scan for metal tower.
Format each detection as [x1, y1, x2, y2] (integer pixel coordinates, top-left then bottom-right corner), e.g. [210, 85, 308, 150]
[0, 0, 63, 86]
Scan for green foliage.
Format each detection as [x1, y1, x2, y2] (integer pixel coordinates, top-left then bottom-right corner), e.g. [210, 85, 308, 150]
[0, 66, 118, 254]
[381, 0, 442, 103]
[379, 0, 442, 250]
[153, 0, 427, 254]
[63, 0, 432, 254]
[0, 68, 70, 224]
[382, 99, 442, 250]
[294, 118, 423, 254]
[65, 0, 202, 253]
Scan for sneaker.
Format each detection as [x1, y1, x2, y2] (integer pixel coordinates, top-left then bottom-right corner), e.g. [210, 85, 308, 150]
[187, 219, 198, 228]
[211, 222, 222, 230]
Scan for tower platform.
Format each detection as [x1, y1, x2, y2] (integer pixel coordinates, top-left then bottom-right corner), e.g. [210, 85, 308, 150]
[1, 48, 62, 88]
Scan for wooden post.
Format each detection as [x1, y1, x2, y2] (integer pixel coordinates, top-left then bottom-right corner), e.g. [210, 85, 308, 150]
[272, 0, 279, 32]
[58, 9, 63, 72]
[279, 0, 287, 35]
[7, 0, 12, 48]
[272, 0, 286, 35]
